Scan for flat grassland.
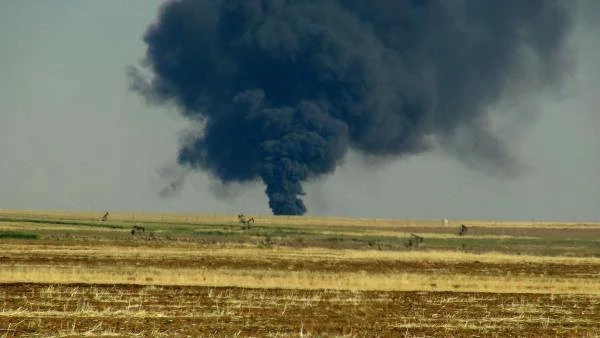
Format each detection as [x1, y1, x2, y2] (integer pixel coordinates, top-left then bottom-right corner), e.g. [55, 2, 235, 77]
[0, 209, 599, 337]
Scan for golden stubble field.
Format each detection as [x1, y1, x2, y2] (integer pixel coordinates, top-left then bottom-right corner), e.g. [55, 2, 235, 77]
[0, 209, 599, 337]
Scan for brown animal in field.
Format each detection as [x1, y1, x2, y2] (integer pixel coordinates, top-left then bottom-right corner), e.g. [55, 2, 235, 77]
[131, 225, 145, 235]
[238, 214, 255, 229]
[101, 212, 109, 221]
[407, 233, 424, 248]
[458, 224, 468, 236]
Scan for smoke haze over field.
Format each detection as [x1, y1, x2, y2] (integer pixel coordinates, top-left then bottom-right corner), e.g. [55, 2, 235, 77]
[0, 1, 597, 221]
[131, 0, 574, 215]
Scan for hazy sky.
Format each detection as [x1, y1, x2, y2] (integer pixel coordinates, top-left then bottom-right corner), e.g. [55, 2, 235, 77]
[0, 1, 598, 221]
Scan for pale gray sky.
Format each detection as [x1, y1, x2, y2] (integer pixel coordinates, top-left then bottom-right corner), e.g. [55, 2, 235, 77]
[0, 1, 598, 221]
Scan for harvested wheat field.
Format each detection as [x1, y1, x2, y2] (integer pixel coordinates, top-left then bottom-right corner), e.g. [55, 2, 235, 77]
[0, 210, 599, 337]
[2, 284, 598, 337]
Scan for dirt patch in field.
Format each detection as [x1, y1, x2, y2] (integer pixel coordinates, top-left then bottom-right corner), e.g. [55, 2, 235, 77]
[0, 283, 597, 337]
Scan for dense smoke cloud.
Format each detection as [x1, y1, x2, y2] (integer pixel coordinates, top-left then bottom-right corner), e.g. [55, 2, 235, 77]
[130, 0, 572, 215]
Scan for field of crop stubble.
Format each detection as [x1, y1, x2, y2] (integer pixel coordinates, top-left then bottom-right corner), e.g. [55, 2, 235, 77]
[0, 209, 599, 337]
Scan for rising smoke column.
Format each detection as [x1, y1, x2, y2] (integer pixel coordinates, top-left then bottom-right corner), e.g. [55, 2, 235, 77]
[130, 0, 572, 215]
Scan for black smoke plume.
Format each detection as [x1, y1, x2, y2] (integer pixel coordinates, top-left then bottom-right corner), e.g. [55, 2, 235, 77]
[130, 0, 572, 215]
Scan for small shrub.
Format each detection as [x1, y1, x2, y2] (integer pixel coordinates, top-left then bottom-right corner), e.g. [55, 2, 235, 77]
[326, 236, 344, 242]
[257, 235, 274, 248]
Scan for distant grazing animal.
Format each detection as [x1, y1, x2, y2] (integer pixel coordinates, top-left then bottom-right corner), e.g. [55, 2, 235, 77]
[238, 214, 255, 229]
[131, 225, 145, 235]
[458, 224, 468, 236]
[407, 233, 424, 248]
[101, 212, 109, 221]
